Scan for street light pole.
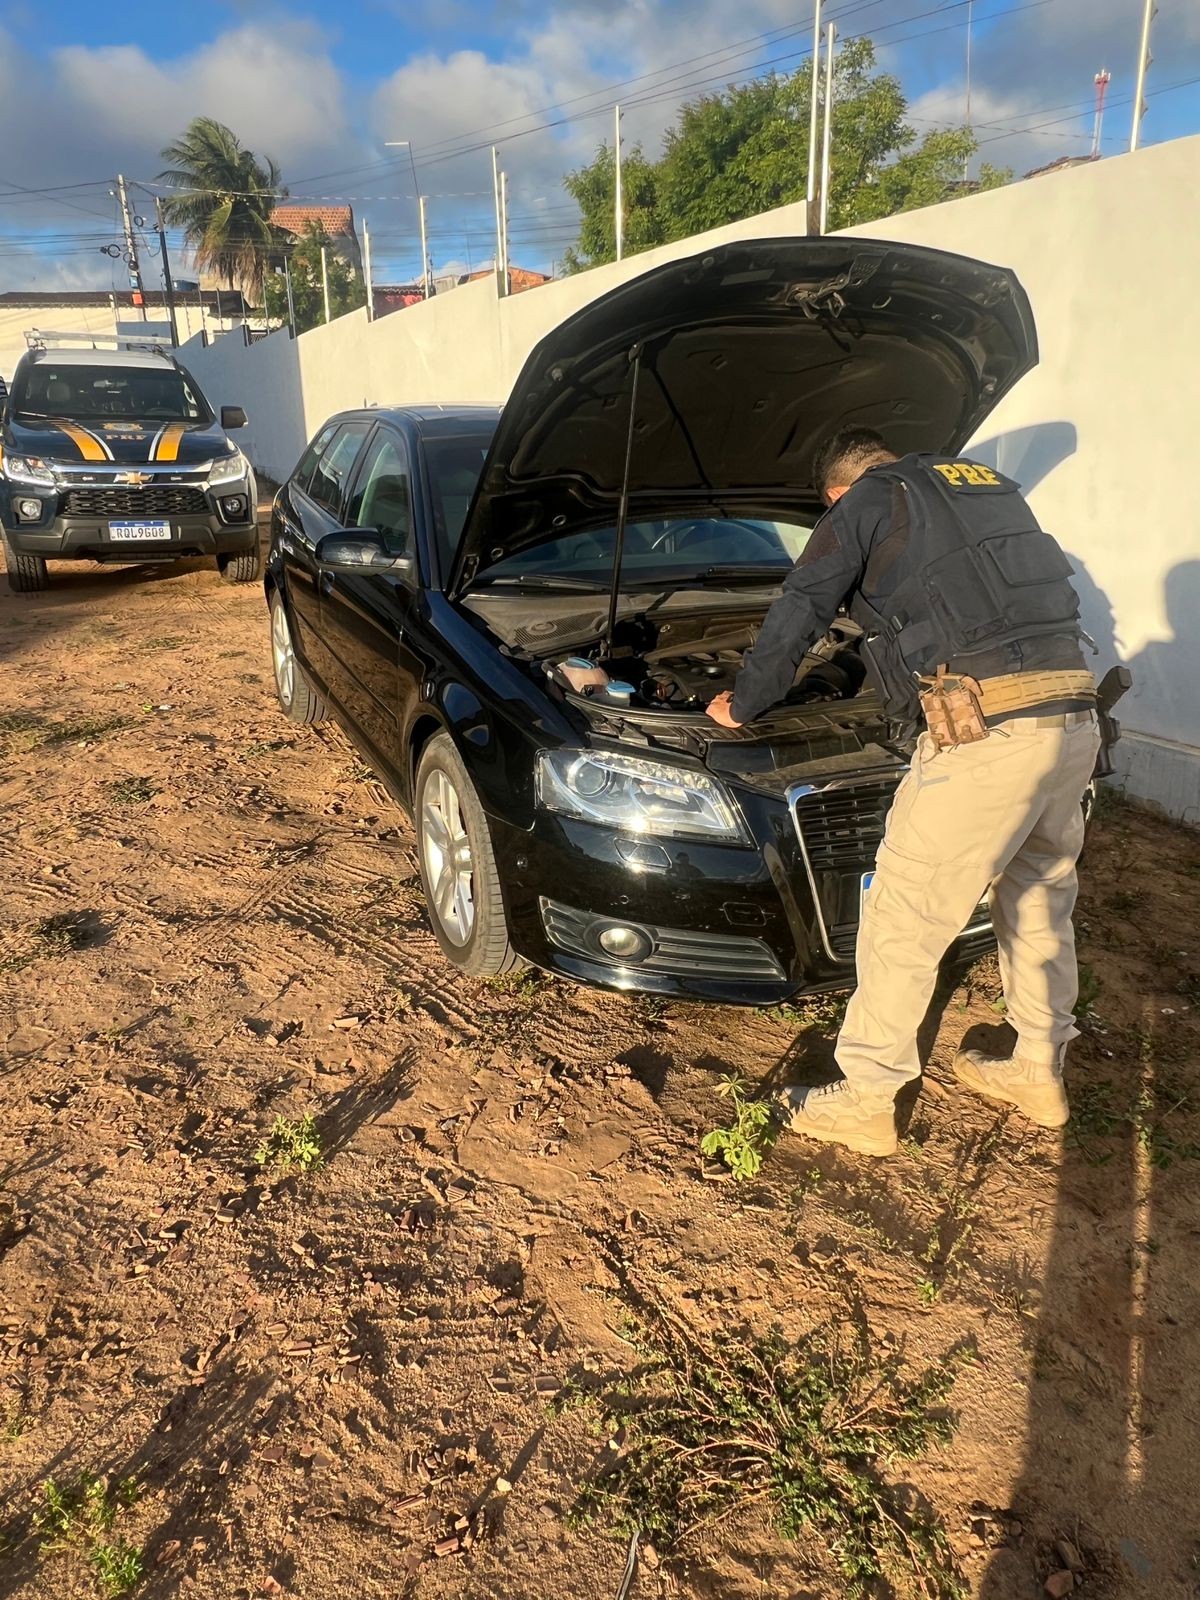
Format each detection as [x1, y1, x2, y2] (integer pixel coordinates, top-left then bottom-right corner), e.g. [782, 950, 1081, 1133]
[320, 245, 331, 324]
[491, 146, 507, 297]
[819, 23, 837, 236]
[500, 170, 510, 292]
[386, 139, 430, 298]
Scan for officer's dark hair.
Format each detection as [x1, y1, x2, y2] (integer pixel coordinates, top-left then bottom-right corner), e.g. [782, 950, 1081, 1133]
[813, 427, 897, 500]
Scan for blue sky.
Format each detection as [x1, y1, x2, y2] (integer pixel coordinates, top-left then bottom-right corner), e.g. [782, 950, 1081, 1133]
[2, 0, 1197, 291]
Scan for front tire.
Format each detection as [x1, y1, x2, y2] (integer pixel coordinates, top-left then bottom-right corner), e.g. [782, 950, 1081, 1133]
[219, 547, 261, 584]
[2, 533, 48, 593]
[270, 589, 326, 724]
[415, 733, 518, 977]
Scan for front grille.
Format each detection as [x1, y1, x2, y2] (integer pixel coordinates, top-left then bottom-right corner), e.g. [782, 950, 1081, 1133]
[540, 898, 785, 982]
[790, 776, 991, 962]
[791, 777, 900, 961]
[65, 485, 208, 517]
[792, 778, 899, 873]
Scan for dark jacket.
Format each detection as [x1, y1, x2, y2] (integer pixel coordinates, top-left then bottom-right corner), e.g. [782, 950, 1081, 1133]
[731, 453, 1088, 727]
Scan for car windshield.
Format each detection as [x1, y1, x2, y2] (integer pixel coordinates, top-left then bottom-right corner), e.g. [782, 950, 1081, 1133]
[474, 517, 814, 588]
[12, 363, 211, 423]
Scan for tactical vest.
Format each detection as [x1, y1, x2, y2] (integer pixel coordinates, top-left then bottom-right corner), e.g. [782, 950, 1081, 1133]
[846, 453, 1083, 714]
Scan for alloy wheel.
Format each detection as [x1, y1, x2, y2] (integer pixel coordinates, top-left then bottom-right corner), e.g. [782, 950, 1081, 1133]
[271, 599, 295, 708]
[421, 768, 475, 946]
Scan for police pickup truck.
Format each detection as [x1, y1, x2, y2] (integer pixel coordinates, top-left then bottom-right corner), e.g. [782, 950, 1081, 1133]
[0, 333, 258, 593]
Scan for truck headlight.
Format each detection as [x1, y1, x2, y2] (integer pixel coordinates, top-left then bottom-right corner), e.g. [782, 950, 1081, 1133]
[2, 453, 56, 487]
[207, 449, 248, 488]
[536, 749, 750, 843]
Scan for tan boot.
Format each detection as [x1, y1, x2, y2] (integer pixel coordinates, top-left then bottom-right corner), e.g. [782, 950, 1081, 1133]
[774, 1080, 898, 1157]
[953, 1044, 1069, 1128]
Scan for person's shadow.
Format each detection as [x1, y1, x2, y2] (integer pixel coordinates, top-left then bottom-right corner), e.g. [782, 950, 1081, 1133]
[1125, 560, 1200, 754]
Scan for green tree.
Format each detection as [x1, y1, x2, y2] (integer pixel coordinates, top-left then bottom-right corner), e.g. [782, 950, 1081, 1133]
[564, 38, 1010, 270]
[158, 116, 284, 300]
[263, 222, 367, 335]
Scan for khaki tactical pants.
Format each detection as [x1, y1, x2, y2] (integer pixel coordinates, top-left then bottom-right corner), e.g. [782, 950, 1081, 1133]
[836, 711, 1102, 1102]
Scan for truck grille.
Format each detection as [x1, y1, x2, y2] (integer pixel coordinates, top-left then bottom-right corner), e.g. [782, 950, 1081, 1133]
[65, 485, 208, 518]
[790, 777, 901, 961]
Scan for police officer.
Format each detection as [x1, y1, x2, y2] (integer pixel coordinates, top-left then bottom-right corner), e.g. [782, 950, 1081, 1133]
[707, 426, 1100, 1157]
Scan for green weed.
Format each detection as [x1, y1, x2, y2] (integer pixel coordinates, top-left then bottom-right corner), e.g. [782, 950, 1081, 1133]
[700, 1073, 777, 1181]
[89, 1540, 144, 1597]
[139, 636, 186, 652]
[1068, 1075, 1200, 1168]
[759, 993, 849, 1031]
[107, 777, 157, 806]
[565, 1286, 969, 1599]
[1074, 964, 1101, 1020]
[0, 713, 131, 755]
[255, 1112, 324, 1175]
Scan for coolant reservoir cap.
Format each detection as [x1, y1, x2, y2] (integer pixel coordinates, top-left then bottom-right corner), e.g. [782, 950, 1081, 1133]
[603, 680, 635, 705]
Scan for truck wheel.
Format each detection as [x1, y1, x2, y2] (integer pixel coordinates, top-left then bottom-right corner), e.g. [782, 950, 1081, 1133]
[416, 733, 519, 977]
[218, 548, 261, 584]
[270, 590, 326, 724]
[2, 534, 48, 593]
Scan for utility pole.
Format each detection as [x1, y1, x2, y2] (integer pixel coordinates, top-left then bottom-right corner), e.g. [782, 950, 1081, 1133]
[362, 217, 375, 320]
[1130, 0, 1156, 151]
[153, 196, 179, 346]
[115, 174, 147, 320]
[419, 195, 431, 299]
[819, 24, 837, 235]
[806, 0, 823, 233]
[491, 146, 507, 296]
[282, 255, 297, 338]
[1092, 68, 1111, 157]
[614, 103, 624, 262]
[320, 245, 331, 324]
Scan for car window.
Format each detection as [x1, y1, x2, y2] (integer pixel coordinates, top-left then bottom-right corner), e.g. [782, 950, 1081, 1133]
[423, 431, 496, 579]
[293, 424, 338, 496]
[305, 422, 371, 518]
[346, 431, 413, 556]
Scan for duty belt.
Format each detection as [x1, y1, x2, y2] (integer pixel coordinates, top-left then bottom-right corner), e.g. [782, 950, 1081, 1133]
[976, 669, 1096, 718]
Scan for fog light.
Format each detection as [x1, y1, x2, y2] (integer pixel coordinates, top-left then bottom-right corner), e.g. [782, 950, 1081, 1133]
[597, 924, 652, 962]
[221, 494, 246, 517]
[17, 498, 41, 521]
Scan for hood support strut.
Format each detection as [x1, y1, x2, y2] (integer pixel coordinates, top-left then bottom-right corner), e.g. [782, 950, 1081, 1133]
[603, 341, 643, 657]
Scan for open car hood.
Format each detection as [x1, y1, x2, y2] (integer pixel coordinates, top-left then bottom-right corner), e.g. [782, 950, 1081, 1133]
[450, 235, 1037, 593]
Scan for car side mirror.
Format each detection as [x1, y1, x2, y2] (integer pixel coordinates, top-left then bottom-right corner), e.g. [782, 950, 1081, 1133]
[221, 405, 247, 429]
[316, 529, 413, 577]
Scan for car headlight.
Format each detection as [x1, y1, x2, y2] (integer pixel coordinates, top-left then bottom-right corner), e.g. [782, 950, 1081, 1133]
[536, 749, 750, 843]
[207, 449, 248, 487]
[2, 453, 56, 487]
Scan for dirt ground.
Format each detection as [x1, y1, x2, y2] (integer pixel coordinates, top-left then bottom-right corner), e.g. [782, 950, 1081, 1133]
[1, 506, 1198, 1600]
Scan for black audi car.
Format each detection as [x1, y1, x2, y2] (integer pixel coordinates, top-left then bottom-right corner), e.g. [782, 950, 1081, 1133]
[265, 235, 1118, 1005]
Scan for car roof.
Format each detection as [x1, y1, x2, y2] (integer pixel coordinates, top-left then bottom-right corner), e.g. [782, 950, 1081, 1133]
[332, 404, 501, 437]
[22, 348, 177, 370]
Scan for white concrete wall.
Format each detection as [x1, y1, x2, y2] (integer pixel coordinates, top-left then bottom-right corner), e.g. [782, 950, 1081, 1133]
[180, 135, 1200, 822]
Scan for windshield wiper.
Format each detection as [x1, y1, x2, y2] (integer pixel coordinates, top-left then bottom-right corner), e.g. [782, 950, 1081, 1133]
[681, 564, 790, 585]
[471, 573, 612, 592]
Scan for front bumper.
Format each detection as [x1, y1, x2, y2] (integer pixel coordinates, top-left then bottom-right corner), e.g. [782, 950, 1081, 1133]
[1, 476, 257, 562]
[487, 775, 994, 1005]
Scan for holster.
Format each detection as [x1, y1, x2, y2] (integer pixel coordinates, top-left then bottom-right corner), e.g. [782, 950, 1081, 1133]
[917, 664, 989, 751]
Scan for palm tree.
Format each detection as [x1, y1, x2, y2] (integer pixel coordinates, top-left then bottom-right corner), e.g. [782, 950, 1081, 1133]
[158, 117, 285, 302]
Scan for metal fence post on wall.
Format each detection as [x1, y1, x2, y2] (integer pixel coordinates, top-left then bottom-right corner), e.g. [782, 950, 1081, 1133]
[614, 103, 624, 262]
[363, 218, 375, 320]
[492, 146, 507, 297]
[320, 246, 331, 324]
[806, 0, 823, 235]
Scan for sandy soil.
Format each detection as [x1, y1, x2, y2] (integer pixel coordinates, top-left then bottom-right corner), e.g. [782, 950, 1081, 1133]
[1, 510, 1198, 1600]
